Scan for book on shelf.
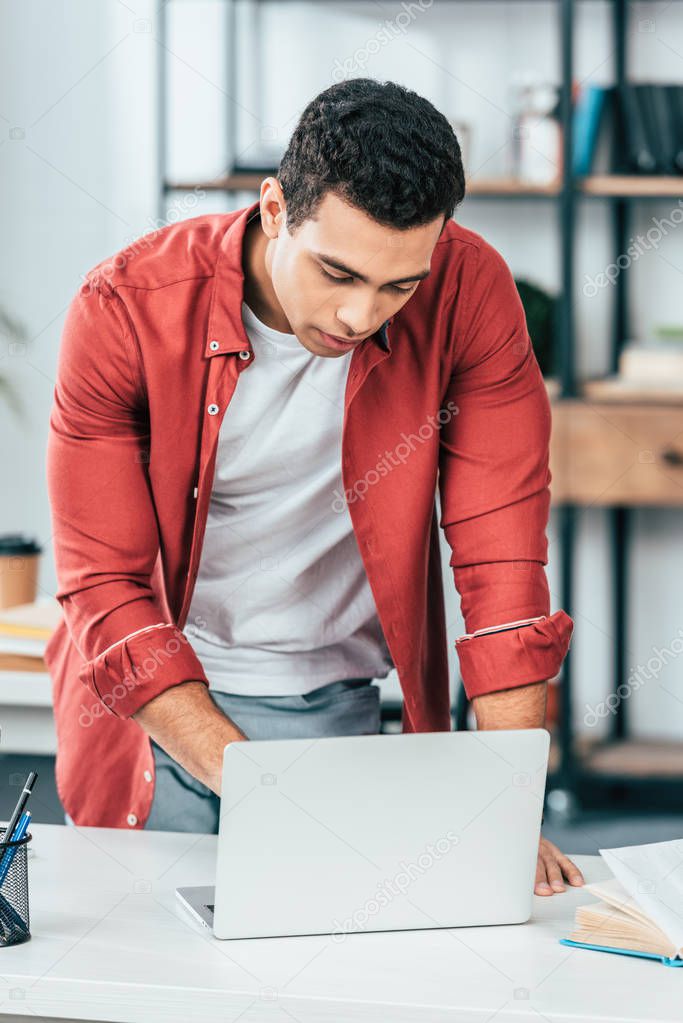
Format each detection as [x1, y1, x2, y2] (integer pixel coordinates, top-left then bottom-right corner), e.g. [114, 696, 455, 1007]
[667, 85, 683, 173]
[617, 83, 658, 174]
[572, 84, 607, 177]
[561, 838, 683, 967]
[619, 341, 683, 382]
[582, 338, 683, 400]
[573, 81, 683, 177]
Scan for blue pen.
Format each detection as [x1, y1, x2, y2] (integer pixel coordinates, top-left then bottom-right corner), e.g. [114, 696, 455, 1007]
[0, 811, 31, 886]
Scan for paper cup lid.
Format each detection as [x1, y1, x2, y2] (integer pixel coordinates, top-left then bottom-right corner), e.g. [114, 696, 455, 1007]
[0, 534, 42, 555]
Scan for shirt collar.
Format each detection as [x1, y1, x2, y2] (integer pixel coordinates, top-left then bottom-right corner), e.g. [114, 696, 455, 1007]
[376, 318, 391, 353]
[206, 199, 392, 358]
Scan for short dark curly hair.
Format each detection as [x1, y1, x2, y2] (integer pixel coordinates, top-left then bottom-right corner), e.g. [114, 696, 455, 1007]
[277, 78, 465, 234]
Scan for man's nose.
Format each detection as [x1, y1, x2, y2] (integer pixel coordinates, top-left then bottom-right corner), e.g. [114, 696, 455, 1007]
[336, 298, 379, 338]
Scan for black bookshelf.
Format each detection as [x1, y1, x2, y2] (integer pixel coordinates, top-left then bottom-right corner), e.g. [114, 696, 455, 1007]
[157, 0, 683, 820]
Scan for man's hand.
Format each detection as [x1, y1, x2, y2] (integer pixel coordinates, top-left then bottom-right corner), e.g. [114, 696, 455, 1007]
[535, 836, 584, 895]
[133, 680, 248, 795]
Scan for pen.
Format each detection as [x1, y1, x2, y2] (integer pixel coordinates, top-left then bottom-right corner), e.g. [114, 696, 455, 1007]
[0, 811, 30, 886]
[3, 771, 37, 845]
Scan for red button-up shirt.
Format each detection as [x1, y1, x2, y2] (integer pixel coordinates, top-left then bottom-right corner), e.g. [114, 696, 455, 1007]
[45, 199, 573, 828]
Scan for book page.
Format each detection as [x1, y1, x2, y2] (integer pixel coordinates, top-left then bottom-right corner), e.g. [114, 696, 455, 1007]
[578, 885, 677, 956]
[600, 839, 683, 952]
[586, 878, 659, 927]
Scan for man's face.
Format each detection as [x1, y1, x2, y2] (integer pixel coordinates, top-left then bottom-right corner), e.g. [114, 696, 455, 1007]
[268, 192, 444, 358]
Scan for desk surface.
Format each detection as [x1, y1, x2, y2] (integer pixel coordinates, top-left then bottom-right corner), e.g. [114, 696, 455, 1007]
[0, 824, 679, 1023]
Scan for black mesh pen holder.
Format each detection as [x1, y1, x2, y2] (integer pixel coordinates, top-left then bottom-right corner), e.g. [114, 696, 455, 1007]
[0, 828, 31, 947]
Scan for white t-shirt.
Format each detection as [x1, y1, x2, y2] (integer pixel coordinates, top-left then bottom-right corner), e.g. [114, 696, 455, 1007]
[183, 300, 394, 695]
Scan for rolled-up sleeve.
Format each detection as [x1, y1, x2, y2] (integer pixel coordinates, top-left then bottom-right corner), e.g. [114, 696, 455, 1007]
[438, 243, 573, 700]
[46, 281, 209, 719]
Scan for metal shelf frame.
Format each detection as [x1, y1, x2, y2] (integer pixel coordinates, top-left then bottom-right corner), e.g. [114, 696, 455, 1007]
[156, 0, 683, 816]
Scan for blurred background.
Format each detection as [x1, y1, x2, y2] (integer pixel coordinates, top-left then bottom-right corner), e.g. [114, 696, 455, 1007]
[1, 0, 683, 851]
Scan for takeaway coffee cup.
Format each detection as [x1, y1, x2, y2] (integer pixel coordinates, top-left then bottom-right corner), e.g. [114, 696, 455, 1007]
[0, 535, 42, 609]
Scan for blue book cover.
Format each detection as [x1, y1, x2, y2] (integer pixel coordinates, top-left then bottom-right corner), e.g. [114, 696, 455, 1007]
[572, 84, 606, 177]
[559, 938, 683, 968]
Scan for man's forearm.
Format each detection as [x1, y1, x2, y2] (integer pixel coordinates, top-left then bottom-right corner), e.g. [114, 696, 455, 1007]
[132, 680, 247, 795]
[471, 680, 547, 730]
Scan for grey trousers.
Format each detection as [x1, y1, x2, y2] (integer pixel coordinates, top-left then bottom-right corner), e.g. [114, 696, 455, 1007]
[66, 678, 380, 833]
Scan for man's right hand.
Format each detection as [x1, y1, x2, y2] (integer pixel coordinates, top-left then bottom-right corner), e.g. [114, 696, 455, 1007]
[132, 680, 248, 796]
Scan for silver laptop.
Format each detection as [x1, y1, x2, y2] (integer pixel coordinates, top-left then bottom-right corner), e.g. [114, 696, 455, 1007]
[176, 728, 549, 940]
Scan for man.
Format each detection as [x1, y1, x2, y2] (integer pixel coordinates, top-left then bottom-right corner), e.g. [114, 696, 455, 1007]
[45, 78, 582, 897]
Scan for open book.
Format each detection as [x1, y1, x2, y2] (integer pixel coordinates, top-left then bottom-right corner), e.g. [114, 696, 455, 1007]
[560, 838, 683, 967]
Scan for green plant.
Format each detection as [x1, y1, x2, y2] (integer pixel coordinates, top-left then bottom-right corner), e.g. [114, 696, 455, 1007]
[514, 278, 556, 378]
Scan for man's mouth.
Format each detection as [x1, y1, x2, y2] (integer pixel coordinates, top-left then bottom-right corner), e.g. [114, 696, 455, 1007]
[316, 329, 371, 350]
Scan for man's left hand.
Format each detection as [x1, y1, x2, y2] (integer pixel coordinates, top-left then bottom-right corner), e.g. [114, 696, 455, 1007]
[535, 836, 584, 895]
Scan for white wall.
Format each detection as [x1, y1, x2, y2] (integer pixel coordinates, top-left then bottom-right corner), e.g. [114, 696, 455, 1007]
[2, 0, 683, 737]
[0, 0, 158, 585]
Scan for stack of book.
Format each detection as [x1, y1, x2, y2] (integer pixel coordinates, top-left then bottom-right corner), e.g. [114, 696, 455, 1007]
[584, 334, 683, 400]
[0, 601, 61, 673]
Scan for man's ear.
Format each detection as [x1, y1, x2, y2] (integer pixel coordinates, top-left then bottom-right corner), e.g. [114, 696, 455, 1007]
[258, 177, 287, 239]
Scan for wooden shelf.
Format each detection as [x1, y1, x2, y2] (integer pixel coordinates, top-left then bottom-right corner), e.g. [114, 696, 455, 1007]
[165, 174, 564, 198]
[585, 739, 683, 778]
[166, 174, 683, 203]
[167, 174, 268, 193]
[549, 399, 683, 506]
[550, 737, 683, 779]
[581, 378, 683, 404]
[165, 174, 683, 201]
[466, 177, 561, 197]
[580, 175, 683, 198]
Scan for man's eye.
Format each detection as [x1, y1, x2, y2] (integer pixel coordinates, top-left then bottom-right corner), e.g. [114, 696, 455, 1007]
[320, 267, 352, 285]
[319, 266, 414, 294]
[392, 283, 416, 294]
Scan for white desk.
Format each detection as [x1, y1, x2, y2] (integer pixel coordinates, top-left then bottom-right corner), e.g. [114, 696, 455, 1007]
[0, 824, 679, 1023]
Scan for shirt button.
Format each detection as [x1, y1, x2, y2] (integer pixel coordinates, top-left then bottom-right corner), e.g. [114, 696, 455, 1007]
[127, 813, 138, 827]
[209, 340, 220, 351]
[143, 770, 153, 783]
[207, 403, 219, 415]
[238, 350, 251, 361]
